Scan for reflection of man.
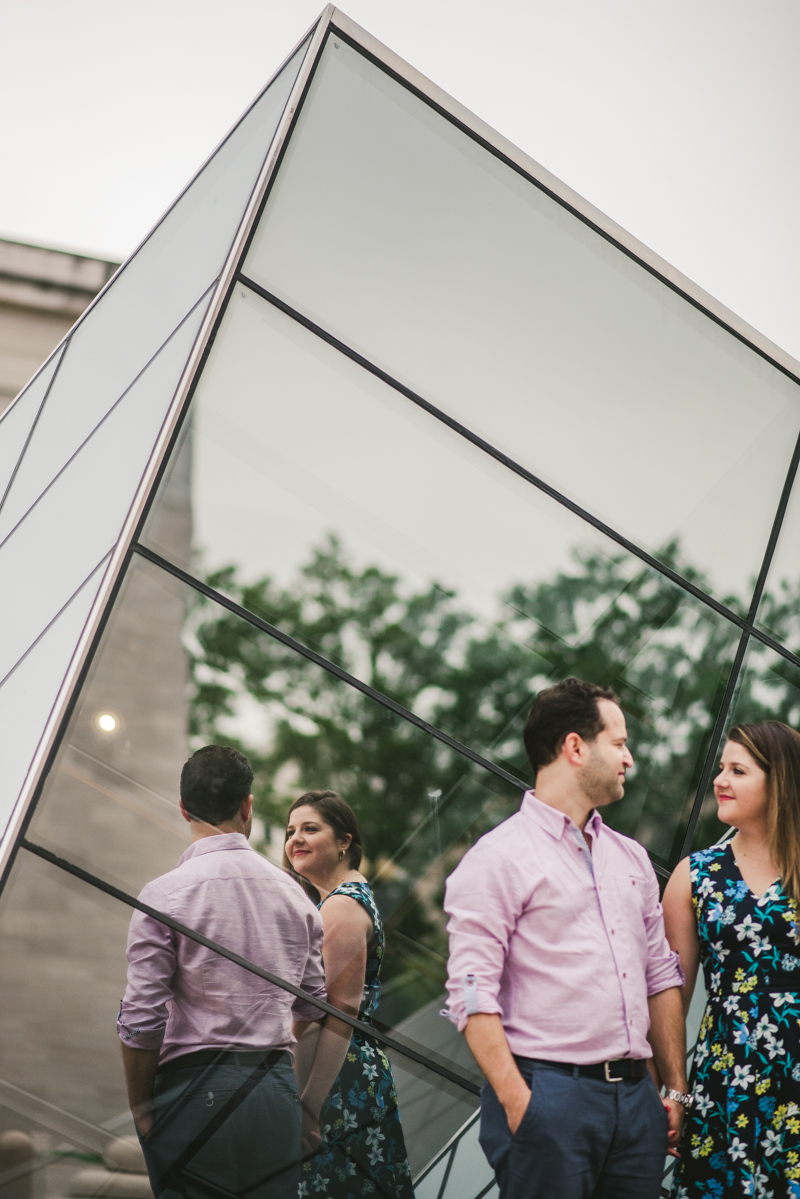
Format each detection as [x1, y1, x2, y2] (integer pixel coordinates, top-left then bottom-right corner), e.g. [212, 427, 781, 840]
[444, 679, 690, 1199]
[118, 746, 327, 1199]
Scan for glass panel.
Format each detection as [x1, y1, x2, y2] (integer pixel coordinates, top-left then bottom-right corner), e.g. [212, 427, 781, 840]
[0, 345, 63, 505]
[438, 1121, 494, 1199]
[0, 557, 108, 839]
[0, 850, 134, 1139]
[0, 844, 478, 1199]
[245, 36, 800, 611]
[141, 286, 742, 868]
[757, 472, 800, 653]
[691, 640, 800, 850]
[0, 295, 211, 681]
[0, 38, 309, 538]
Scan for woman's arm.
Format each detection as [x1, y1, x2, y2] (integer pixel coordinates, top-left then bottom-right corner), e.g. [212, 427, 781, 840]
[300, 895, 372, 1130]
[662, 856, 700, 1016]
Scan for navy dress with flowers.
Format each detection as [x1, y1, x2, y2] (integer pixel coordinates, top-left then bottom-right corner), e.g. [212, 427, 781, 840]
[676, 842, 800, 1199]
[300, 882, 413, 1199]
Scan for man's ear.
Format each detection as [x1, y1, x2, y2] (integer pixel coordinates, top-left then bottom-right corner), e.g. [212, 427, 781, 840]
[241, 793, 254, 822]
[561, 732, 585, 766]
[179, 799, 193, 825]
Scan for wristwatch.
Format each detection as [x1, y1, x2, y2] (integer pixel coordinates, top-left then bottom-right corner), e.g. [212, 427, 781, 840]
[666, 1088, 693, 1109]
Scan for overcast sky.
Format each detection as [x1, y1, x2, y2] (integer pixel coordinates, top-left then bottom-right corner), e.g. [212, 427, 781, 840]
[1, 0, 798, 359]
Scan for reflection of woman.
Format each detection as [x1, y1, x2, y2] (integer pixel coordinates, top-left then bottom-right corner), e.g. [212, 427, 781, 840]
[284, 790, 413, 1199]
[664, 722, 800, 1199]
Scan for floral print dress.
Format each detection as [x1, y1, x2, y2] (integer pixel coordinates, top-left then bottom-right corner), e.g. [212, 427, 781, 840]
[300, 881, 414, 1199]
[676, 842, 800, 1199]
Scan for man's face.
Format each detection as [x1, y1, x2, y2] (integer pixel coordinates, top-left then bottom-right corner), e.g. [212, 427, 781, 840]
[579, 699, 634, 808]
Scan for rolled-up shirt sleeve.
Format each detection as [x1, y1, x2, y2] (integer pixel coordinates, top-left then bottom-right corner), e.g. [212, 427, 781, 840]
[291, 909, 327, 1023]
[640, 857, 685, 996]
[443, 843, 527, 1032]
[117, 888, 177, 1051]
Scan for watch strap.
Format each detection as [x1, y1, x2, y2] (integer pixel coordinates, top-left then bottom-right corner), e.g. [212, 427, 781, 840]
[666, 1088, 692, 1108]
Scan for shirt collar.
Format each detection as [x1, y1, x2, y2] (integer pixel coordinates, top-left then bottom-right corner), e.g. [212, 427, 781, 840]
[521, 790, 603, 841]
[177, 831, 253, 866]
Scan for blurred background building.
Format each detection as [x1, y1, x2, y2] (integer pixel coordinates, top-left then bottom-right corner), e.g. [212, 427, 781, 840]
[0, 238, 117, 416]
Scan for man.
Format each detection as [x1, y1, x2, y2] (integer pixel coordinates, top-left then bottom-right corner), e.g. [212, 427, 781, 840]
[444, 678, 689, 1199]
[118, 745, 327, 1199]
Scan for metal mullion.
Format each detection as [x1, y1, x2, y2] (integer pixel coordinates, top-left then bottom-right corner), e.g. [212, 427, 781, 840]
[676, 424, 800, 863]
[236, 274, 749, 635]
[19, 837, 481, 1099]
[678, 628, 750, 861]
[133, 542, 529, 795]
[746, 426, 800, 626]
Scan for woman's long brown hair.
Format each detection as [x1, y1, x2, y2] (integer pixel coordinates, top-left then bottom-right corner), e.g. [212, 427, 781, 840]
[727, 721, 800, 913]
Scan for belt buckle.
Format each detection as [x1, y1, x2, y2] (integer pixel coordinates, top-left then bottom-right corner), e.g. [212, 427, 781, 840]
[604, 1061, 623, 1082]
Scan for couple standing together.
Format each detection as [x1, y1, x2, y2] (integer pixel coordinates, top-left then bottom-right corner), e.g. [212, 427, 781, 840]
[118, 747, 413, 1199]
[118, 676, 800, 1199]
[445, 678, 800, 1198]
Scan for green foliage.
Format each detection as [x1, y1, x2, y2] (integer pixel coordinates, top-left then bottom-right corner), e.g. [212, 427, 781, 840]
[185, 535, 800, 1017]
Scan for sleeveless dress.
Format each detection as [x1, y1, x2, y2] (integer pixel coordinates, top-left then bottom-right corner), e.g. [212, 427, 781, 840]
[676, 843, 800, 1199]
[300, 881, 414, 1199]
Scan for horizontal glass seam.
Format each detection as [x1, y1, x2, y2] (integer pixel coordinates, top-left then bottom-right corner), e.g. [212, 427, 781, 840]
[232, 274, 800, 682]
[235, 274, 768, 633]
[134, 542, 529, 793]
[19, 836, 481, 1098]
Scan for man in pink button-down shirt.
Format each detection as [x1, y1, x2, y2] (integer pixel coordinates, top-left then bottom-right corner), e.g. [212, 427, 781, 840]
[118, 746, 328, 1199]
[444, 678, 688, 1199]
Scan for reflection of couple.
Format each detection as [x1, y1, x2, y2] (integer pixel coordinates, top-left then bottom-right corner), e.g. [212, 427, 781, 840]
[118, 747, 412, 1199]
[446, 678, 800, 1199]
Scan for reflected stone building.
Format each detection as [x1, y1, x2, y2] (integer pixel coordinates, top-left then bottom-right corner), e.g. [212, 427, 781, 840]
[2, 7, 800, 1199]
[0, 238, 117, 415]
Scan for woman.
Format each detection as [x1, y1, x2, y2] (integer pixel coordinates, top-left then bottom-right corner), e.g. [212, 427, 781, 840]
[664, 721, 800, 1199]
[284, 790, 413, 1199]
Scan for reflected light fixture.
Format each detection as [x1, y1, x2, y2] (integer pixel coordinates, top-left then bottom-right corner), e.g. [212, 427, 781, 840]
[97, 713, 117, 733]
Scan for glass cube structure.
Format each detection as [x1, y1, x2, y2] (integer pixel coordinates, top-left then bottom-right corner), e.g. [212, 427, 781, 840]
[2, 8, 800, 1198]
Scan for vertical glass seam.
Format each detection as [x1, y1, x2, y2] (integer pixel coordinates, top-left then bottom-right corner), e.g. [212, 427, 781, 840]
[0, 341, 69, 521]
[678, 628, 750, 860]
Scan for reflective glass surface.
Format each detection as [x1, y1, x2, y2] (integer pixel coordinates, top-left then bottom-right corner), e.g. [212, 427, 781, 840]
[0, 296, 211, 682]
[245, 37, 800, 610]
[0, 37, 309, 540]
[25, 549, 489, 1184]
[0, 557, 109, 839]
[757, 473, 800, 653]
[0, 849, 133, 1130]
[0, 344, 63, 504]
[142, 286, 742, 867]
[691, 639, 800, 851]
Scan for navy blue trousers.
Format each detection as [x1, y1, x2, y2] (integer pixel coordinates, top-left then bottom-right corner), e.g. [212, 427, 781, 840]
[140, 1054, 301, 1199]
[479, 1059, 668, 1199]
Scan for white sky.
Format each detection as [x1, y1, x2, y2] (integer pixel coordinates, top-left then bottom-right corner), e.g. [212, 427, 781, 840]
[1, 0, 798, 364]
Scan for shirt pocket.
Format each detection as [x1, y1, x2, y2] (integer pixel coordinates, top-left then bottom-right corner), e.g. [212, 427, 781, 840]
[614, 873, 650, 946]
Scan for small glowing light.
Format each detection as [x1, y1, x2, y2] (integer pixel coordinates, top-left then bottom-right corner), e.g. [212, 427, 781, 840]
[98, 714, 117, 733]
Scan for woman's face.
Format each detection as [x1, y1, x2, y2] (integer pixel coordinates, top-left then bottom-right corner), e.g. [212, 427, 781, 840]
[713, 740, 769, 829]
[285, 804, 348, 880]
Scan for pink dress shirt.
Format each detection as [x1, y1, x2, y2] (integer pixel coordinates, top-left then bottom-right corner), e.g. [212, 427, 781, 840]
[117, 833, 326, 1062]
[443, 792, 683, 1063]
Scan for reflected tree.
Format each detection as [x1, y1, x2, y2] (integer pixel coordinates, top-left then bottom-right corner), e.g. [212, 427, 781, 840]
[184, 535, 779, 1015]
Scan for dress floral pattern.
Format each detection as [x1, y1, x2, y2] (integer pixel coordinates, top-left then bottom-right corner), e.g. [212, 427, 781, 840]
[675, 842, 800, 1199]
[300, 881, 413, 1199]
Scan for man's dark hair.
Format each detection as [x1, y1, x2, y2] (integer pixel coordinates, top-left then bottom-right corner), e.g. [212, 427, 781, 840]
[523, 678, 620, 776]
[180, 745, 254, 825]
